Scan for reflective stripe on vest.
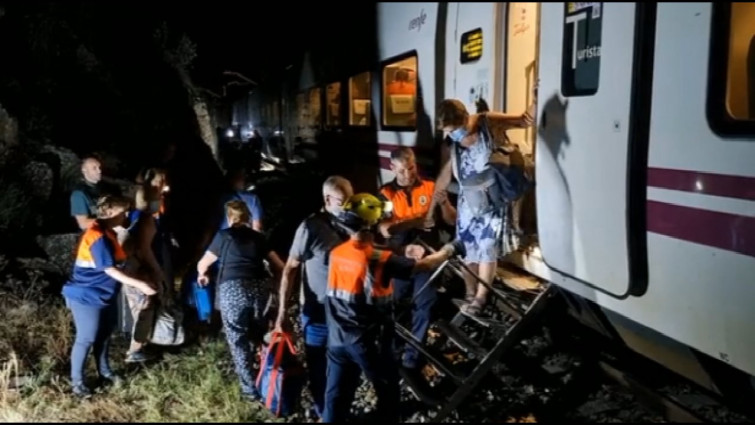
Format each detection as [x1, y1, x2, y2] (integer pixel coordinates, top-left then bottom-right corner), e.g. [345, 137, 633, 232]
[380, 179, 435, 221]
[327, 240, 393, 306]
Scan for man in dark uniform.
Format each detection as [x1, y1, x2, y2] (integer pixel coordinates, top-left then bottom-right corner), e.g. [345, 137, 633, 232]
[322, 192, 463, 423]
[377, 147, 456, 378]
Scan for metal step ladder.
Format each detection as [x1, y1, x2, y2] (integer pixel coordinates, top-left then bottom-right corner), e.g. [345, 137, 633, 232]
[394, 238, 555, 423]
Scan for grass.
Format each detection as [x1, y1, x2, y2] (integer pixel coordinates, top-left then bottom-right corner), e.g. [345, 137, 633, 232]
[0, 265, 282, 422]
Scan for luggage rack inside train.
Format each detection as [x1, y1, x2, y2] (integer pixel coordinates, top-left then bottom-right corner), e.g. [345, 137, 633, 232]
[394, 237, 554, 423]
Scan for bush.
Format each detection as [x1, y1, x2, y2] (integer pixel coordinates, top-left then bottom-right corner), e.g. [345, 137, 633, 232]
[0, 260, 280, 422]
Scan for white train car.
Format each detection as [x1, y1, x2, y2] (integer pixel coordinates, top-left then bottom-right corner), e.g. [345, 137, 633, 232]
[256, 1, 755, 401]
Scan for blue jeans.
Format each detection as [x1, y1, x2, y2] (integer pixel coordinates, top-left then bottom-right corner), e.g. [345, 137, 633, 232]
[66, 297, 118, 385]
[323, 341, 400, 423]
[301, 311, 328, 418]
[393, 271, 436, 369]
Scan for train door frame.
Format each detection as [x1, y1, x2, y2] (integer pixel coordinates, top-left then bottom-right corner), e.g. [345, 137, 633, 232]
[502, 2, 542, 242]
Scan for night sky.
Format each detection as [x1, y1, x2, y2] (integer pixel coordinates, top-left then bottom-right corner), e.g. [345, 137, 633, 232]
[162, 2, 331, 88]
[0, 2, 345, 166]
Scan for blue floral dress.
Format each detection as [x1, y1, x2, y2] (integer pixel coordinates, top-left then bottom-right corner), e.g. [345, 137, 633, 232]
[452, 129, 505, 264]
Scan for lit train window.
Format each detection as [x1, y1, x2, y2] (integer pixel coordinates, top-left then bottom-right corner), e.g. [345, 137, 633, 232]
[326, 82, 341, 127]
[349, 71, 371, 126]
[722, 3, 755, 121]
[708, 3, 755, 135]
[309, 87, 322, 129]
[561, 2, 602, 97]
[381, 53, 418, 129]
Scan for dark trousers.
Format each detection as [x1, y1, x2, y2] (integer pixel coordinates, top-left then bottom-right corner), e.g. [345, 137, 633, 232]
[217, 279, 268, 395]
[322, 340, 400, 423]
[301, 311, 328, 419]
[66, 297, 118, 385]
[393, 271, 436, 369]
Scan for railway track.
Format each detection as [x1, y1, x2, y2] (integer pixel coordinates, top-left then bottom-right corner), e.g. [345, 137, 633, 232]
[389, 303, 753, 424]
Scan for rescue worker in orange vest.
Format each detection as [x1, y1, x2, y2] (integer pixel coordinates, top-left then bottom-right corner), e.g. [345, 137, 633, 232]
[377, 147, 457, 380]
[322, 193, 465, 423]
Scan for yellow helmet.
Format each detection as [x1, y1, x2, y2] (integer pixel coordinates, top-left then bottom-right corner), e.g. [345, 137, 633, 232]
[341, 193, 393, 229]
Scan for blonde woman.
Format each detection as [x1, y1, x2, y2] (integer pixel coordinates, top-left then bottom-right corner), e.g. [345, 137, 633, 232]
[196, 200, 285, 402]
[62, 195, 157, 398]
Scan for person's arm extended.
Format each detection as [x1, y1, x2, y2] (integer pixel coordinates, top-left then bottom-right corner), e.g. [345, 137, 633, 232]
[412, 243, 458, 273]
[378, 216, 425, 238]
[274, 221, 309, 330]
[275, 256, 301, 329]
[196, 251, 218, 285]
[423, 160, 453, 226]
[482, 105, 536, 135]
[387, 242, 463, 282]
[104, 267, 156, 295]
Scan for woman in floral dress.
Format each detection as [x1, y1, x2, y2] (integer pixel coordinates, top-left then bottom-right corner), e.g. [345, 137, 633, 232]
[431, 98, 534, 316]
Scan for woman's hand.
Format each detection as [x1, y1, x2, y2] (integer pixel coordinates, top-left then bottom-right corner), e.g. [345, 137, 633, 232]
[140, 282, 158, 296]
[197, 274, 210, 287]
[434, 190, 449, 206]
[405, 244, 426, 260]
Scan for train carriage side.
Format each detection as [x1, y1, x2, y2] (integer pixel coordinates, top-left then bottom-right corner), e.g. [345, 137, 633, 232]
[513, 1, 755, 399]
[374, 3, 442, 187]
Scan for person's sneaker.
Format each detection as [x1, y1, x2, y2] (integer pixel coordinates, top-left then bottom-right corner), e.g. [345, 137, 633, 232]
[125, 350, 154, 364]
[71, 383, 93, 399]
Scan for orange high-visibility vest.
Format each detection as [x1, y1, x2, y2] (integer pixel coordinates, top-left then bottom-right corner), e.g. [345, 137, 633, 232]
[74, 223, 127, 269]
[380, 178, 435, 222]
[327, 240, 393, 306]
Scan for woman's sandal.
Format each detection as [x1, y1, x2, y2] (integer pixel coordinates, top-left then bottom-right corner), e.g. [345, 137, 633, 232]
[460, 297, 486, 317]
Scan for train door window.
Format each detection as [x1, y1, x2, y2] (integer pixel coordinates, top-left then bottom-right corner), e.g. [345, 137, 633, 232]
[381, 53, 418, 129]
[708, 3, 755, 136]
[349, 71, 371, 126]
[326, 82, 341, 127]
[561, 2, 602, 97]
[309, 87, 322, 129]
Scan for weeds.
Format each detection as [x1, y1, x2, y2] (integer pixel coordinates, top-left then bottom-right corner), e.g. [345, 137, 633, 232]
[0, 265, 278, 422]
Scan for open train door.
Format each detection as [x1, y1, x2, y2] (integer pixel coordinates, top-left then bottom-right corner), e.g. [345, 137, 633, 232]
[534, 2, 649, 298]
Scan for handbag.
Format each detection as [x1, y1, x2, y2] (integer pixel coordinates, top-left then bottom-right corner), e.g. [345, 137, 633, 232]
[255, 331, 306, 417]
[149, 301, 185, 346]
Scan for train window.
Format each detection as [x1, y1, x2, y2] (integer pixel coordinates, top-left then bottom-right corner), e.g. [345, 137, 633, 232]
[561, 2, 602, 97]
[460, 28, 483, 64]
[708, 3, 755, 136]
[381, 54, 418, 129]
[309, 87, 322, 128]
[349, 71, 371, 126]
[326, 82, 341, 127]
